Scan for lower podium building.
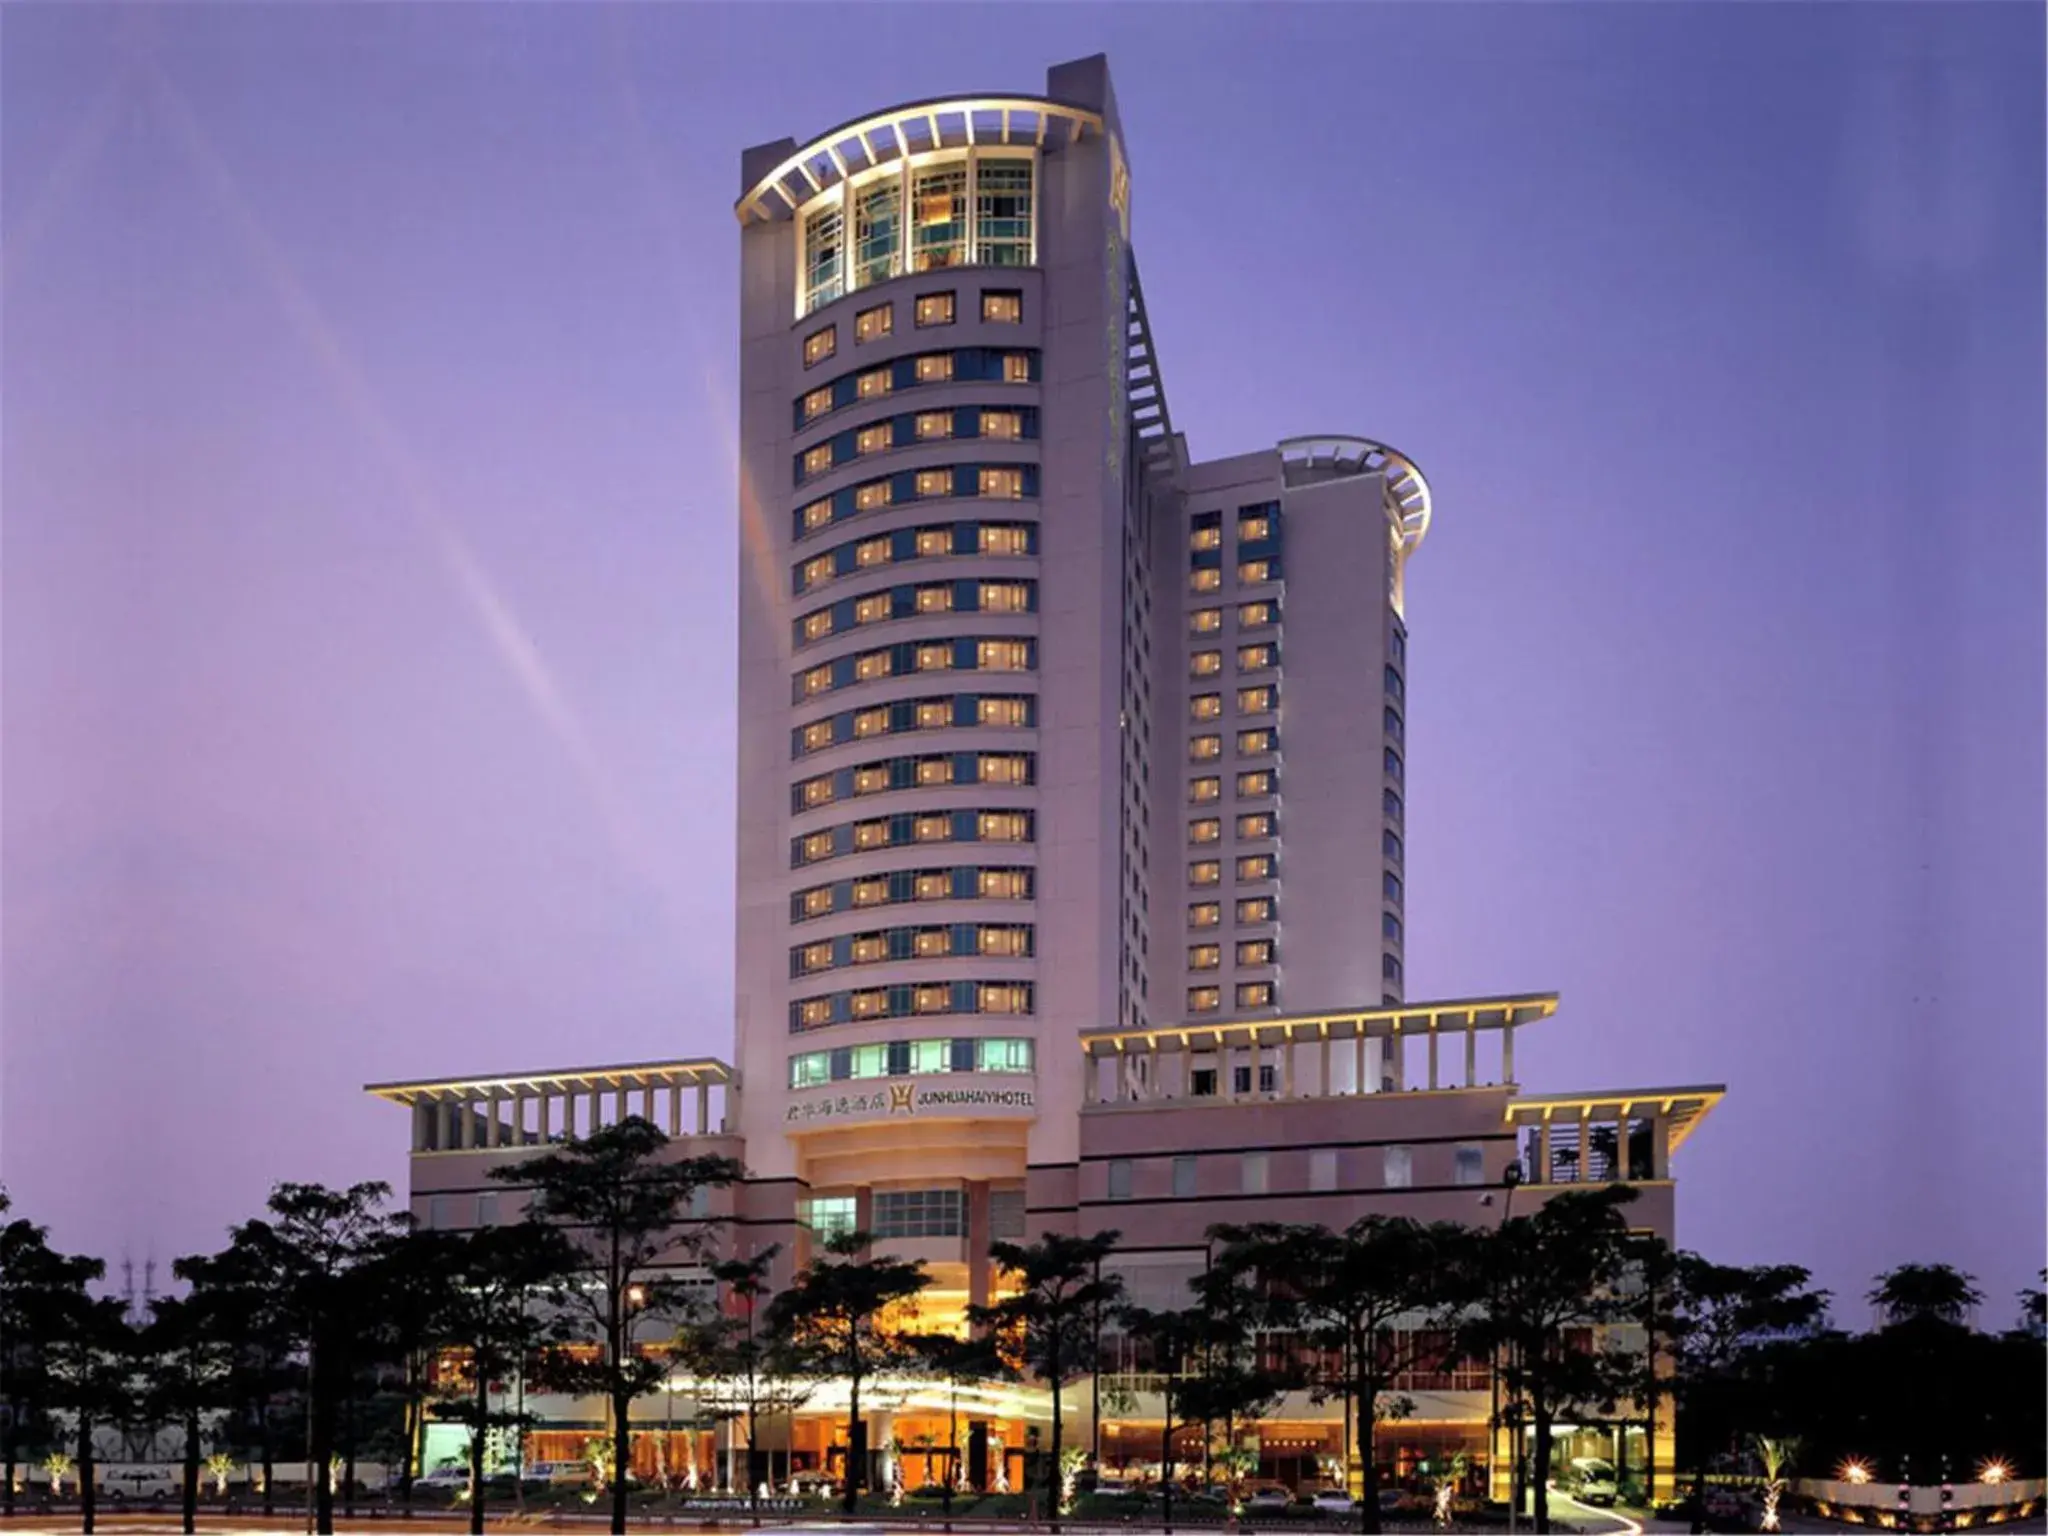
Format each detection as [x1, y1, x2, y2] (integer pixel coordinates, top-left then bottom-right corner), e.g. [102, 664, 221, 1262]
[367, 994, 1721, 1505]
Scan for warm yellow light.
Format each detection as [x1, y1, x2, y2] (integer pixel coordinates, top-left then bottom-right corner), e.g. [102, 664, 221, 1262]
[1842, 1460, 1873, 1485]
[1980, 1460, 2011, 1486]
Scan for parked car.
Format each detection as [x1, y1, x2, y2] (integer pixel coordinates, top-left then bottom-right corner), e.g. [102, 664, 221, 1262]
[101, 1468, 178, 1501]
[1567, 1458, 1618, 1507]
[1310, 1489, 1358, 1514]
[1245, 1484, 1295, 1511]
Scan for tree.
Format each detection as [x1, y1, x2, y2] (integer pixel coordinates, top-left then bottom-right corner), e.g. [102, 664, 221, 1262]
[141, 1261, 239, 1536]
[969, 1230, 1124, 1531]
[202, 1224, 301, 1514]
[1110, 1304, 1209, 1533]
[684, 1245, 815, 1521]
[1462, 1186, 1641, 1535]
[0, 1199, 77, 1515]
[1212, 1218, 1468, 1534]
[434, 1221, 577, 1535]
[491, 1116, 740, 1536]
[234, 1181, 404, 1535]
[1662, 1255, 1826, 1532]
[42, 1265, 131, 1536]
[1868, 1264, 1982, 1328]
[766, 1229, 930, 1513]
[909, 1330, 1005, 1516]
[1621, 1234, 1680, 1509]
[356, 1224, 463, 1510]
[1754, 1435, 1797, 1532]
[1175, 1249, 1290, 1512]
[2017, 1270, 2045, 1341]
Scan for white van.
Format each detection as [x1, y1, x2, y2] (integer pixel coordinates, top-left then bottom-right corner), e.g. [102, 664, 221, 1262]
[1566, 1458, 1618, 1507]
[101, 1467, 179, 1501]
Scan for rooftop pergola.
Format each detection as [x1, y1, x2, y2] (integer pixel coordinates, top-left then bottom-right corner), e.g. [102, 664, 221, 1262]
[366, 1059, 733, 1153]
[736, 96, 1105, 226]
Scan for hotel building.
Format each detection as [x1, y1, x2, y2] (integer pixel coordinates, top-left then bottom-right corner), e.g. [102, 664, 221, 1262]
[369, 54, 1719, 1506]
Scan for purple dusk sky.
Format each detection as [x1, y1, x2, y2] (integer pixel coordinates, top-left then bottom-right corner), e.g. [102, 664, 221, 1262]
[3, 4, 2040, 1317]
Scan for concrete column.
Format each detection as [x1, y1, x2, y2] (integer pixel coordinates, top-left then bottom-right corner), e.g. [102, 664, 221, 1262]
[1319, 1036, 1332, 1096]
[1578, 1106, 1593, 1181]
[1114, 1052, 1129, 1101]
[412, 1103, 433, 1152]
[1427, 1026, 1439, 1090]
[487, 1095, 505, 1149]
[697, 1082, 711, 1133]
[1502, 1024, 1516, 1084]
[1280, 1037, 1295, 1098]
[511, 1091, 529, 1146]
[1465, 1021, 1478, 1088]
[643, 1084, 658, 1123]
[1650, 1113, 1669, 1179]
[458, 1098, 476, 1150]
[538, 1089, 554, 1141]
[615, 1084, 630, 1123]
[1355, 1032, 1367, 1094]
[1537, 1119, 1552, 1184]
[669, 1084, 684, 1136]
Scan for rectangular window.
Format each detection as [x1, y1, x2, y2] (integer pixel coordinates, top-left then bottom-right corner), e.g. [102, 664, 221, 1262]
[1189, 902, 1221, 928]
[1237, 686, 1274, 714]
[1236, 812, 1274, 840]
[1384, 788, 1404, 822]
[978, 466, 1025, 499]
[806, 1195, 857, 1239]
[855, 537, 890, 569]
[1189, 861, 1221, 886]
[1383, 911, 1403, 942]
[1239, 513, 1271, 542]
[980, 581, 1028, 613]
[1235, 981, 1273, 1009]
[979, 753, 1030, 784]
[1191, 650, 1222, 676]
[977, 981, 1030, 1013]
[911, 164, 969, 270]
[855, 424, 891, 456]
[803, 323, 837, 367]
[915, 291, 956, 327]
[1384, 665, 1404, 701]
[872, 1187, 963, 1239]
[855, 299, 894, 342]
[1002, 352, 1032, 383]
[1236, 939, 1272, 967]
[803, 203, 844, 313]
[980, 524, 1029, 555]
[982, 290, 1023, 323]
[915, 352, 954, 383]
[803, 444, 834, 477]
[915, 468, 952, 498]
[989, 1187, 1026, 1239]
[1190, 694, 1221, 721]
[802, 497, 833, 531]
[1190, 607, 1222, 634]
[1237, 644, 1274, 672]
[1188, 944, 1221, 971]
[1242, 1152, 1269, 1194]
[1187, 986, 1221, 1013]
[1237, 729, 1274, 755]
[1188, 818, 1221, 845]
[1239, 600, 1274, 628]
[1235, 896, 1274, 924]
[853, 181, 901, 290]
[1454, 1146, 1485, 1186]
[1239, 559, 1273, 584]
[977, 639, 1030, 671]
[1310, 1149, 1338, 1192]
[1236, 770, 1272, 797]
[854, 593, 891, 624]
[915, 527, 950, 557]
[974, 158, 1033, 266]
[1172, 1156, 1198, 1197]
[977, 698, 1029, 728]
[914, 871, 950, 900]
[801, 386, 833, 422]
[1385, 746, 1404, 781]
[801, 611, 834, 643]
[978, 809, 1030, 839]
[916, 410, 954, 441]
[1190, 526, 1222, 552]
[799, 664, 831, 696]
[857, 367, 892, 400]
[980, 409, 1024, 440]
[1384, 870, 1404, 903]
[979, 868, 1027, 899]
[1189, 776, 1221, 803]
[855, 480, 892, 511]
[800, 554, 833, 589]
[1383, 1145, 1414, 1189]
[1190, 568, 1222, 593]
[1236, 854, 1274, 881]
[1106, 1159, 1132, 1201]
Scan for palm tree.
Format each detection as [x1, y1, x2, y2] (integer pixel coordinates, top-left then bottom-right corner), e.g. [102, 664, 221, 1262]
[1869, 1265, 1983, 1328]
[1754, 1437, 1797, 1532]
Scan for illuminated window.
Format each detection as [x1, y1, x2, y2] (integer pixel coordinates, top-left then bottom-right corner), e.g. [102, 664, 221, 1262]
[1237, 686, 1274, 714]
[978, 639, 1031, 671]
[980, 926, 1029, 957]
[915, 468, 952, 498]
[800, 554, 833, 589]
[1189, 860, 1221, 886]
[854, 765, 890, 794]
[909, 984, 948, 1014]
[1239, 560, 1273, 584]
[801, 610, 834, 643]
[1239, 514, 1270, 541]
[979, 754, 1030, 784]
[1236, 940, 1273, 967]
[802, 887, 834, 916]
[856, 424, 891, 456]
[801, 721, 834, 752]
[1191, 694, 1222, 721]
[802, 498, 833, 531]
[1189, 734, 1222, 761]
[916, 527, 950, 557]
[1002, 353, 1032, 383]
[1237, 644, 1274, 672]
[1187, 986, 1221, 1013]
[1236, 982, 1274, 1009]
[803, 323, 837, 367]
[851, 934, 889, 963]
[915, 871, 951, 900]
[1237, 729, 1274, 755]
[854, 593, 891, 624]
[803, 444, 834, 476]
[913, 411, 954, 442]
[1383, 1146, 1414, 1189]
[917, 585, 955, 614]
[1236, 813, 1274, 840]
[980, 868, 1029, 898]
[980, 524, 1029, 555]
[854, 652, 891, 682]
[978, 697, 1028, 727]
[1189, 776, 1222, 804]
[980, 409, 1024, 440]
[980, 582, 1029, 613]
[975, 159, 1033, 266]
[799, 665, 831, 697]
[914, 928, 951, 957]
[856, 537, 890, 568]
[855, 300, 894, 342]
[1236, 770, 1272, 797]
[979, 466, 1025, 499]
[852, 878, 887, 907]
[982, 290, 1022, 323]
[1191, 526, 1222, 552]
[915, 292, 956, 327]
[915, 700, 952, 729]
[857, 367, 892, 400]
[801, 777, 834, 808]
[1239, 600, 1274, 628]
[797, 997, 833, 1029]
[911, 164, 968, 270]
[916, 352, 955, 383]
[1190, 608, 1222, 635]
[1189, 818, 1222, 845]
[1190, 650, 1222, 677]
[801, 387, 833, 422]
[851, 989, 888, 1019]
[1191, 568, 1222, 594]
[978, 982, 1030, 1014]
[799, 831, 832, 862]
[1235, 896, 1274, 924]
[855, 481, 892, 511]
[978, 810, 1030, 840]
[853, 821, 889, 850]
[916, 757, 952, 785]
[1188, 944, 1221, 971]
[853, 707, 888, 738]
[912, 815, 951, 843]
[1189, 902, 1221, 928]
[914, 643, 952, 673]
[1236, 854, 1274, 881]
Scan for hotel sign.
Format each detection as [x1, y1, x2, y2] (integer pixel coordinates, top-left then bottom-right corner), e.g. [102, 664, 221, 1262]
[785, 1079, 1037, 1127]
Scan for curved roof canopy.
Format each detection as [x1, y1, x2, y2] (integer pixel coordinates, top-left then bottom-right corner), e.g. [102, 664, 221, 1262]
[1278, 434, 1434, 554]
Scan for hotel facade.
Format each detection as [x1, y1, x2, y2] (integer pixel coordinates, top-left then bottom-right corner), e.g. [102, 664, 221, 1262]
[370, 55, 1719, 1506]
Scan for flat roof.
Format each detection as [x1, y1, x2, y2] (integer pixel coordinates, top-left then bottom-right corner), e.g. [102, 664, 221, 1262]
[1507, 1085, 1727, 1152]
[1081, 992, 1560, 1057]
[365, 1058, 731, 1107]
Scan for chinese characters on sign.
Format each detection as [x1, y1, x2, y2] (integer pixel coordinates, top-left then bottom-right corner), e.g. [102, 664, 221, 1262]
[785, 1082, 1037, 1124]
